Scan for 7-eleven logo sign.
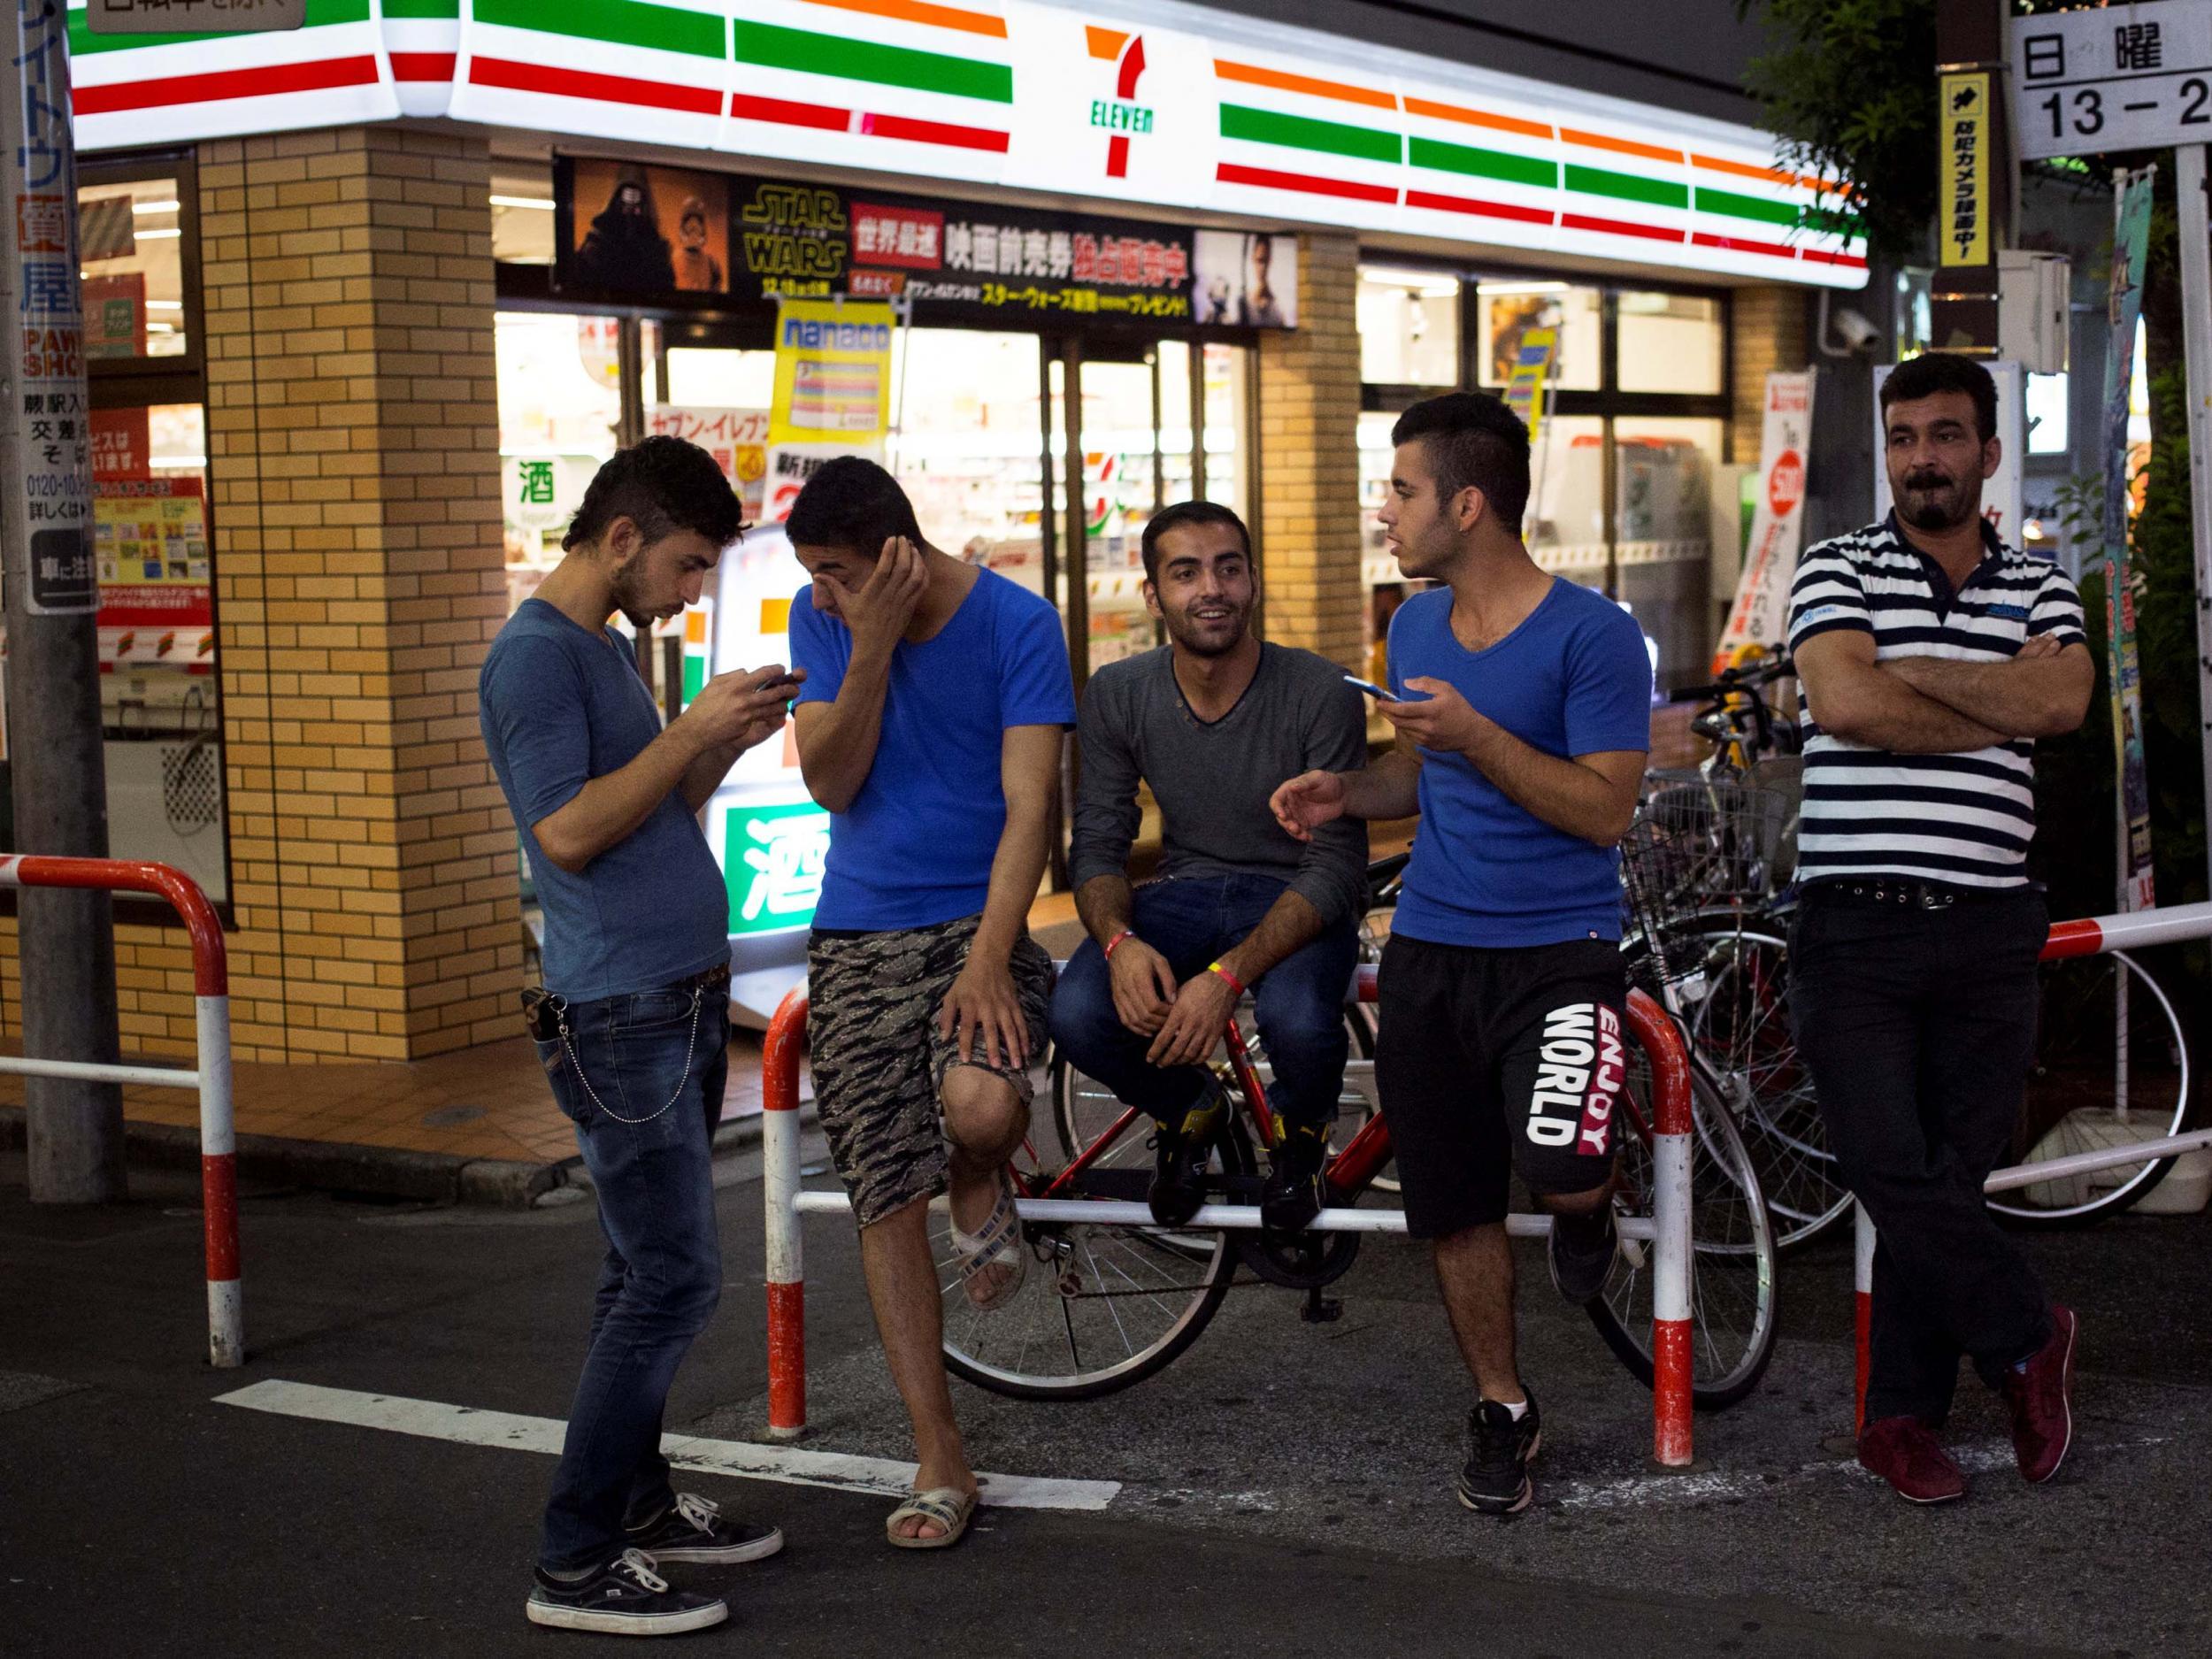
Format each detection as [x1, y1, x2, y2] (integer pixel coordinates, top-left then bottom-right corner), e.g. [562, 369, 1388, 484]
[1086, 27, 1153, 179]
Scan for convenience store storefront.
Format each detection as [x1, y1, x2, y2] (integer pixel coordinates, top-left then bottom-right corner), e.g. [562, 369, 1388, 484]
[19, 0, 1862, 1065]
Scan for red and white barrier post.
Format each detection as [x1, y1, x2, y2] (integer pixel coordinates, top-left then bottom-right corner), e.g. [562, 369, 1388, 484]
[1852, 1201, 1875, 1435]
[762, 986, 810, 1440]
[760, 979, 1702, 1467]
[1851, 899, 2212, 1428]
[1628, 988, 1697, 1468]
[0, 855, 241, 1366]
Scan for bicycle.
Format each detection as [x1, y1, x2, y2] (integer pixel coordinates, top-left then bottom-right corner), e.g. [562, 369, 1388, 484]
[1651, 650, 2196, 1229]
[1050, 852, 1403, 1196]
[935, 973, 1778, 1410]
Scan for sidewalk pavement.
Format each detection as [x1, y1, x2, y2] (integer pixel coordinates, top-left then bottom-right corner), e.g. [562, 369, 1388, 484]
[0, 703, 1697, 1208]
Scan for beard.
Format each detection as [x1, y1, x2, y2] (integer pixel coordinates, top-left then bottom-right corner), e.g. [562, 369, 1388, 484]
[1896, 472, 1978, 533]
[1163, 604, 1249, 657]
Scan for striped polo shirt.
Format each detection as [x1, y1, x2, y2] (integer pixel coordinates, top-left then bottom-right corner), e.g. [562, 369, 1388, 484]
[1786, 513, 2086, 889]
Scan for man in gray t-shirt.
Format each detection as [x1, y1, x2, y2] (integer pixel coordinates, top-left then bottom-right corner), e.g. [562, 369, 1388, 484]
[1048, 501, 1368, 1232]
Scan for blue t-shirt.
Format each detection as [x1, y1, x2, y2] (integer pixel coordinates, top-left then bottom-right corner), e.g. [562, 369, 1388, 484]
[1386, 580, 1653, 948]
[789, 566, 1075, 931]
[479, 599, 729, 1001]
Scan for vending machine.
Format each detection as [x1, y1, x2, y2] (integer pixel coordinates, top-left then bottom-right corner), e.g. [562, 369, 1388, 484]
[697, 522, 826, 1027]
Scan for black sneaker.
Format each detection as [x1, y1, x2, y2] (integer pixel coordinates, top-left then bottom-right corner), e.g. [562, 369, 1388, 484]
[1457, 1394, 1542, 1516]
[1147, 1087, 1226, 1226]
[1547, 1204, 1618, 1306]
[1260, 1119, 1329, 1231]
[526, 1548, 729, 1636]
[625, 1492, 784, 1564]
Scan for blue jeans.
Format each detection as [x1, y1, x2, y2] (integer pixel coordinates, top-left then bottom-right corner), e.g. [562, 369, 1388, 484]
[1048, 874, 1358, 1130]
[533, 973, 729, 1571]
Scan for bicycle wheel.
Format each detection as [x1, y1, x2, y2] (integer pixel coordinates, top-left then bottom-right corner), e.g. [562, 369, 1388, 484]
[1586, 1025, 1778, 1409]
[1988, 949, 2195, 1225]
[1662, 917, 1849, 1249]
[939, 1114, 1252, 1400]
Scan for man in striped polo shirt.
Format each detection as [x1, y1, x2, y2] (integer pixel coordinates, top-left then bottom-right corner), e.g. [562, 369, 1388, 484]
[1788, 352, 2094, 1505]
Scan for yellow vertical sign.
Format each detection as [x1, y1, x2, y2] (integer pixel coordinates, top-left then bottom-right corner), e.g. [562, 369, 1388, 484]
[1501, 326, 1558, 442]
[1940, 71, 1991, 267]
[768, 299, 895, 446]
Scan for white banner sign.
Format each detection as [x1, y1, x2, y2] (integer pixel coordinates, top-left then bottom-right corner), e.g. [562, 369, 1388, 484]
[1714, 371, 1817, 669]
[1873, 360, 2025, 544]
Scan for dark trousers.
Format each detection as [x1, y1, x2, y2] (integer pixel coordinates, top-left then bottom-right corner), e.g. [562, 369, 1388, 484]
[1789, 887, 2052, 1425]
[532, 976, 729, 1571]
[1048, 874, 1359, 1131]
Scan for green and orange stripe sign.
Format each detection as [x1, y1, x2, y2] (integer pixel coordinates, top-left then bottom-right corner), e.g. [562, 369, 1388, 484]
[65, 0, 1863, 285]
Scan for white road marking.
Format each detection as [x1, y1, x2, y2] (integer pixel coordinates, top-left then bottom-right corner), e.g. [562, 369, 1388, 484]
[1551, 1433, 2170, 1509]
[213, 1379, 1119, 1512]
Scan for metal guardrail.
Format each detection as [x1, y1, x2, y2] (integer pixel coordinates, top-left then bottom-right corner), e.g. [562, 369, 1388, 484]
[1851, 899, 2212, 1430]
[761, 975, 1701, 1468]
[0, 855, 241, 1367]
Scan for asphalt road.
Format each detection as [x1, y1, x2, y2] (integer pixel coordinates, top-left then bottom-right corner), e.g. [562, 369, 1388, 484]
[2, 1144, 2204, 1658]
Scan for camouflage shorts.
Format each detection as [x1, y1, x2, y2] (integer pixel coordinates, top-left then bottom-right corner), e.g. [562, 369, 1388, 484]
[806, 913, 1054, 1229]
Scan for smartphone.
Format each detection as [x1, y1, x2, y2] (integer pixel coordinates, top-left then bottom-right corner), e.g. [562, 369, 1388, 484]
[1343, 673, 1428, 702]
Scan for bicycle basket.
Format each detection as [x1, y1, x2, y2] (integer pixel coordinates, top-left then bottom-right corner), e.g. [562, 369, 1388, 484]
[1620, 780, 1790, 944]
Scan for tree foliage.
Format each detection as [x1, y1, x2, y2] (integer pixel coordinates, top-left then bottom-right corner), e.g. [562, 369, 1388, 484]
[1734, 0, 1937, 260]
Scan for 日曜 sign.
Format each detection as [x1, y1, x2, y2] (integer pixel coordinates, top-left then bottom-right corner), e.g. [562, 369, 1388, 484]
[86, 0, 303, 33]
[2008, 0, 2212, 161]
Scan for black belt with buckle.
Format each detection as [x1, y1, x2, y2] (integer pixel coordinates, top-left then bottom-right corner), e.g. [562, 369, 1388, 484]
[685, 963, 733, 992]
[1815, 879, 1962, 911]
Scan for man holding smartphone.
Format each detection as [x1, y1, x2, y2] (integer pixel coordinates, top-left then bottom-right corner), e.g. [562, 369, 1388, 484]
[1271, 392, 1650, 1517]
[481, 436, 795, 1636]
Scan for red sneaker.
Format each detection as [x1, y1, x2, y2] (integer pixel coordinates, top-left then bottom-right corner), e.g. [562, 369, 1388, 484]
[1857, 1415, 1966, 1504]
[2001, 1304, 2078, 1484]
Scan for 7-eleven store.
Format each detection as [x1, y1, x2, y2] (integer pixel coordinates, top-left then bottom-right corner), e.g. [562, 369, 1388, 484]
[32, 0, 1862, 1065]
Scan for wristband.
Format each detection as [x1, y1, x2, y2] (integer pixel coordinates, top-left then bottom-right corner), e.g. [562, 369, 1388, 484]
[1206, 961, 1247, 997]
[1103, 930, 1133, 960]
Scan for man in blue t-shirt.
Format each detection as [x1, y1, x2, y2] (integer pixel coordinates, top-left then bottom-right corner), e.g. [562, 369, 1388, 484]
[785, 457, 1074, 1550]
[1271, 392, 1651, 1517]
[480, 437, 798, 1635]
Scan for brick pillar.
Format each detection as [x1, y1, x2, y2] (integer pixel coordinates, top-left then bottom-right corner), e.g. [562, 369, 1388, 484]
[1256, 233, 1363, 671]
[1729, 284, 1809, 461]
[190, 126, 517, 1062]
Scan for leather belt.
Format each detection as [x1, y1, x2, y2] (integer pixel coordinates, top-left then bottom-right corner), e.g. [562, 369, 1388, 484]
[1810, 879, 1966, 912]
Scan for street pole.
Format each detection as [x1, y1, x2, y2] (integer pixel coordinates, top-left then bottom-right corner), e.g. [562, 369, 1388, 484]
[2, 3, 126, 1202]
[2177, 143, 2212, 905]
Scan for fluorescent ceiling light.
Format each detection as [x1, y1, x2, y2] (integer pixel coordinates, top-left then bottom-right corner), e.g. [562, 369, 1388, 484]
[1360, 265, 1458, 296]
[134, 227, 182, 240]
[1475, 280, 1571, 295]
[490, 195, 556, 211]
[131, 200, 181, 215]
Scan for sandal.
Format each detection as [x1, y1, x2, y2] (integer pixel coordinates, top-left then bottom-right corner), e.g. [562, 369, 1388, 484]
[886, 1486, 977, 1550]
[949, 1166, 1026, 1312]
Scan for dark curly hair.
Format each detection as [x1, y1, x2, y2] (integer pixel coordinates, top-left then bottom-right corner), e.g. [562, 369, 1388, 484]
[563, 434, 744, 553]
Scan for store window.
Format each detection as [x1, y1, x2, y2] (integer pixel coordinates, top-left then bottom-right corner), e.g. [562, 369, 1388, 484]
[79, 174, 191, 362]
[1472, 281, 1601, 391]
[1617, 291, 1724, 396]
[1358, 265, 1460, 387]
[490, 163, 557, 267]
[496, 311, 625, 613]
[1360, 267, 1732, 683]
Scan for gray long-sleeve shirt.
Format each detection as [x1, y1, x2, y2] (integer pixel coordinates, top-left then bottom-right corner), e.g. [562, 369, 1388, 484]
[1068, 642, 1371, 928]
